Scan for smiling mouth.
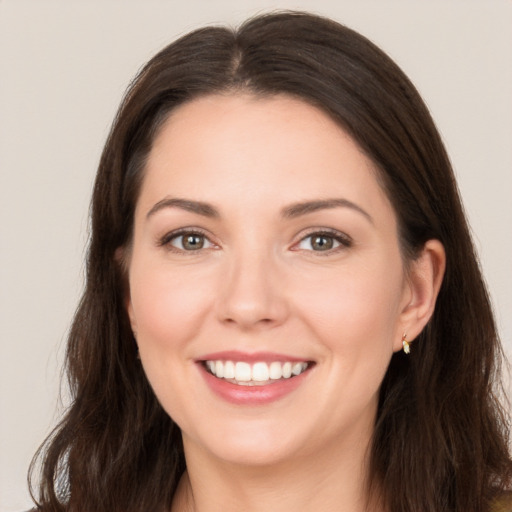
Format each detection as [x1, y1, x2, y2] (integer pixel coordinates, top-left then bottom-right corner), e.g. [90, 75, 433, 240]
[203, 360, 312, 386]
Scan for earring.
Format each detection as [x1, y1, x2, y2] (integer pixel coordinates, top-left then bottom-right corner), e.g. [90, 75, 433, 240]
[402, 333, 411, 354]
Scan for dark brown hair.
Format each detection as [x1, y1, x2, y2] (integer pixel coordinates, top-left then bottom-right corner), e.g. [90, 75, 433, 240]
[30, 11, 511, 512]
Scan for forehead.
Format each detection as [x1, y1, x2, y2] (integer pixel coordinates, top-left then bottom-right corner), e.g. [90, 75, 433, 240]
[149, 93, 364, 166]
[138, 93, 394, 224]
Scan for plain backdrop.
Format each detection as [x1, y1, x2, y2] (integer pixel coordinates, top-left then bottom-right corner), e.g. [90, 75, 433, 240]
[1, 1, 511, 510]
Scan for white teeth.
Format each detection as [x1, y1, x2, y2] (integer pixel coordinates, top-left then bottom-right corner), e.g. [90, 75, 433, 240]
[252, 362, 269, 382]
[205, 359, 310, 383]
[292, 362, 307, 376]
[215, 360, 224, 378]
[269, 361, 283, 380]
[224, 360, 235, 379]
[235, 362, 251, 381]
[282, 362, 292, 379]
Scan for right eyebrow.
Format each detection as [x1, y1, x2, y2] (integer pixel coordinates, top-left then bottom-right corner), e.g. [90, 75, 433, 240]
[146, 197, 220, 219]
[281, 198, 374, 225]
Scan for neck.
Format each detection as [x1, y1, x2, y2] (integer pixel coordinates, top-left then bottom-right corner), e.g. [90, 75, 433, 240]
[171, 427, 383, 512]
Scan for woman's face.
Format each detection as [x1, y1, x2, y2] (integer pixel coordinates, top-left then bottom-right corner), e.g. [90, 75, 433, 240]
[127, 94, 413, 466]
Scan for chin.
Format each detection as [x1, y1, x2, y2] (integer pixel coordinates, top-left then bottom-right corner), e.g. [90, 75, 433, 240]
[181, 415, 311, 468]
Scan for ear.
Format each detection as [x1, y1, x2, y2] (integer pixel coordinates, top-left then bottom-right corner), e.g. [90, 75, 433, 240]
[126, 295, 137, 336]
[114, 246, 138, 334]
[394, 239, 446, 351]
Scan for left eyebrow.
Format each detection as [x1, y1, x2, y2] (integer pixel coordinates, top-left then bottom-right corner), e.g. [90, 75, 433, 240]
[281, 198, 374, 224]
[146, 197, 220, 219]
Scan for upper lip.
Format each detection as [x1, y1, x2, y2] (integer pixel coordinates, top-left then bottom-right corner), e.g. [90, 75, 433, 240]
[197, 350, 312, 364]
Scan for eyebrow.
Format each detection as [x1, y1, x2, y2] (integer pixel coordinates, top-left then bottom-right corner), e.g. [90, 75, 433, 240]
[146, 196, 373, 224]
[146, 197, 220, 219]
[281, 198, 373, 224]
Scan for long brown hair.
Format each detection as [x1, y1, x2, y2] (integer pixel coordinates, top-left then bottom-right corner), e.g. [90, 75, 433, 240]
[30, 11, 512, 512]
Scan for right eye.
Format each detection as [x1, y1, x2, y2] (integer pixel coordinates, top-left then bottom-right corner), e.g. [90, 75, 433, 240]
[162, 231, 215, 251]
[297, 233, 342, 252]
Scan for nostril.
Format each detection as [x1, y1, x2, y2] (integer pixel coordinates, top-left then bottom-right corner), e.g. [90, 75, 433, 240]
[222, 316, 274, 327]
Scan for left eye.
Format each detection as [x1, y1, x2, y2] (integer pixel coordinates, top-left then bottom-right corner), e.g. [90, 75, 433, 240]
[169, 233, 213, 251]
[297, 233, 347, 252]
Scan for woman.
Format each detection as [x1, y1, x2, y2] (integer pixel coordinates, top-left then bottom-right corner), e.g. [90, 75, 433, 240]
[29, 11, 512, 512]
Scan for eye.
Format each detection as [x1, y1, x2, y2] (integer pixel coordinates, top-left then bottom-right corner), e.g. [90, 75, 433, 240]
[295, 231, 351, 252]
[161, 230, 215, 251]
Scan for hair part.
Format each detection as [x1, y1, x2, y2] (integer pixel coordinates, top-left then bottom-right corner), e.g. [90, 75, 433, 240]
[30, 11, 511, 512]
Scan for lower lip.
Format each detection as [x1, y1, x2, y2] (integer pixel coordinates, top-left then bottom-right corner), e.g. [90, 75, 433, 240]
[199, 364, 310, 405]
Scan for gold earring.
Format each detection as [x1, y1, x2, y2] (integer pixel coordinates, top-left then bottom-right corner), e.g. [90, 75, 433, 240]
[402, 333, 411, 354]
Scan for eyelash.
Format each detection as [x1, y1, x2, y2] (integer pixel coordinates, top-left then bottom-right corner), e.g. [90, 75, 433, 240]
[158, 228, 352, 254]
[158, 228, 215, 253]
[292, 229, 352, 254]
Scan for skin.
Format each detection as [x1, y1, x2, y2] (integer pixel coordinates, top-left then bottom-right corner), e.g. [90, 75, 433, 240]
[126, 94, 445, 512]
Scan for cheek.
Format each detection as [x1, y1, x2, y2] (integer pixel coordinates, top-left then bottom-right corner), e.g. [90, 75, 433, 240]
[128, 260, 216, 353]
[127, 259, 218, 423]
[294, 257, 404, 353]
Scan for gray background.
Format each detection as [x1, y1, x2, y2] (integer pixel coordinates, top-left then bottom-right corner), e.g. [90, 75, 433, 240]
[1, 1, 511, 510]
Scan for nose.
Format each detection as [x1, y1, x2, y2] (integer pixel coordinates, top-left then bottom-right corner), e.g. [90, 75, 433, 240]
[216, 250, 289, 331]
